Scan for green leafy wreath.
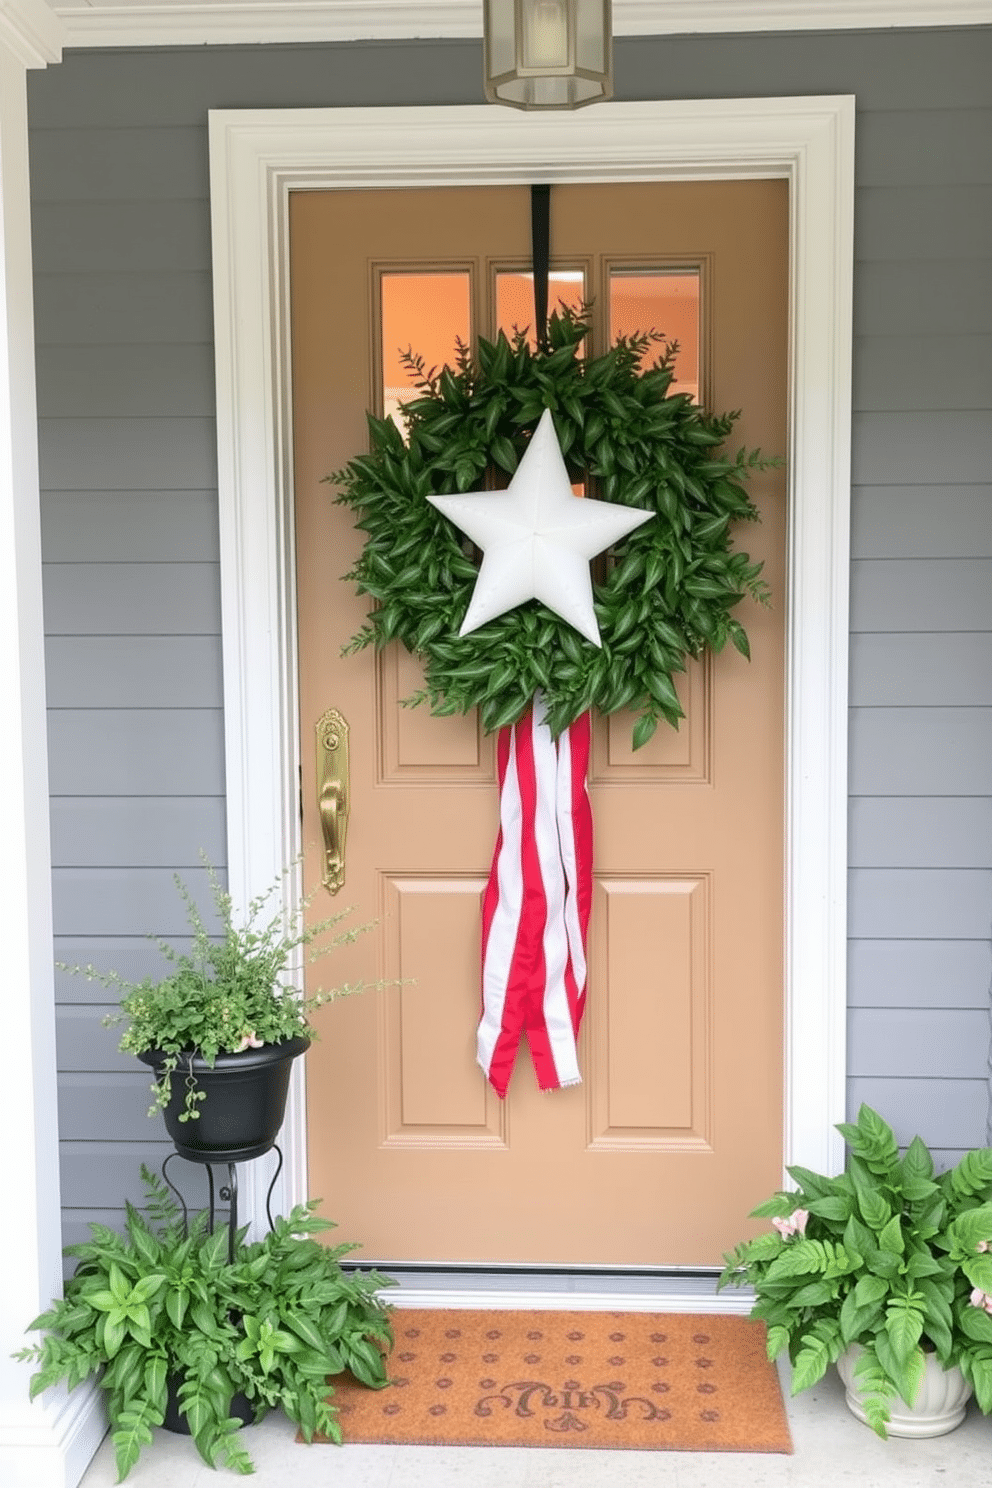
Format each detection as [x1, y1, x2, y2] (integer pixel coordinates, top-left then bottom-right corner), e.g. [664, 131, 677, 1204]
[333, 305, 771, 749]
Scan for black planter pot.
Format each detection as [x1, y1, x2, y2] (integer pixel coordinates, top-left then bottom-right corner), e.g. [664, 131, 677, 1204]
[163, 1374, 255, 1434]
[138, 1036, 309, 1163]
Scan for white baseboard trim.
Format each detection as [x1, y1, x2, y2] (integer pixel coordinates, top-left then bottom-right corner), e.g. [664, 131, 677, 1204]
[381, 1287, 754, 1315]
[0, 1381, 107, 1488]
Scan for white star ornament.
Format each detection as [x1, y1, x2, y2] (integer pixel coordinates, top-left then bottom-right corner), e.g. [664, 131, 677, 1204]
[427, 408, 654, 648]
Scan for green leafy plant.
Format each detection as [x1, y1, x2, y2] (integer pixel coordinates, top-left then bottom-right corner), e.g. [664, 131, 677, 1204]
[718, 1103, 992, 1436]
[61, 855, 382, 1122]
[15, 1167, 394, 1479]
[334, 304, 774, 748]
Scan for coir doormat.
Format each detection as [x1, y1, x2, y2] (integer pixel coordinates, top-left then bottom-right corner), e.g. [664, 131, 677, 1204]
[318, 1309, 792, 1453]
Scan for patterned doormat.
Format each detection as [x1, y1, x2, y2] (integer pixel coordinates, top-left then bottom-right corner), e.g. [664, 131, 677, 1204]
[317, 1309, 792, 1453]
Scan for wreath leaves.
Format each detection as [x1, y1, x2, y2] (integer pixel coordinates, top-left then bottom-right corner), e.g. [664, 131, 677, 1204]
[331, 305, 772, 747]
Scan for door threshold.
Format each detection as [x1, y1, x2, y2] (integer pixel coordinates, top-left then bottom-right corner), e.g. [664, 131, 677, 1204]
[353, 1265, 753, 1315]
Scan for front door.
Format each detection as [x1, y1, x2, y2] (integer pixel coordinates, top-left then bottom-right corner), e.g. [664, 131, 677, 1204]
[290, 180, 787, 1267]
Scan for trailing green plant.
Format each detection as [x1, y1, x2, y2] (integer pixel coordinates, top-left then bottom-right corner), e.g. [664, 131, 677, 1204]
[718, 1103, 992, 1437]
[60, 854, 382, 1123]
[334, 304, 775, 749]
[14, 1167, 394, 1480]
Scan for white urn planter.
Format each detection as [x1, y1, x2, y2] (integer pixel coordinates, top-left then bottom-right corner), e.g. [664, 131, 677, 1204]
[836, 1345, 973, 1438]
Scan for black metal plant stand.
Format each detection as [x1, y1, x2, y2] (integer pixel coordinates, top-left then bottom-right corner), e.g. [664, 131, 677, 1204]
[160, 1144, 284, 1264]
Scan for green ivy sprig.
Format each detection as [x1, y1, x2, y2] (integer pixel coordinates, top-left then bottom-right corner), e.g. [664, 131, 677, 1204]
[332, 305, 773, 748]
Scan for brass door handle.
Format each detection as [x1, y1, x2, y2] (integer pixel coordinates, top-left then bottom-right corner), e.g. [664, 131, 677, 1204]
[316, 708, 349, 894]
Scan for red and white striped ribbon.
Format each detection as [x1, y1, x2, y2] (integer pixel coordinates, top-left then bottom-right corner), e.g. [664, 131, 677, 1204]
[478, 694, 593, 1097]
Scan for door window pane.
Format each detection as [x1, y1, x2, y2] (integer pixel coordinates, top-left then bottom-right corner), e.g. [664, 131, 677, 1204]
[610, 269, 700, 402]
[495, 269, 586, 346]
[380, 271, 471, 430]
[496, 269, 588, 494]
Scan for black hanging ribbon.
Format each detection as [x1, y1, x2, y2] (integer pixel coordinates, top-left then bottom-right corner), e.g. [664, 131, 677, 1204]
[531, 183, 551, 351]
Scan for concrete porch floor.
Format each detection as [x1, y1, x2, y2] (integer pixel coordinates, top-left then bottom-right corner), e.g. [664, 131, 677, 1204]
[77, 1352, 991, 1488]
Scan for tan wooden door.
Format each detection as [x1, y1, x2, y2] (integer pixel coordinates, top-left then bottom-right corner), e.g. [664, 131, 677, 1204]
[290, 181, 787, 1267]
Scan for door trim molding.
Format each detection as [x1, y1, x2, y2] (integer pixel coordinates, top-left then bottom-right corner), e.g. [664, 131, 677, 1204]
[209, 97, 854, 1236]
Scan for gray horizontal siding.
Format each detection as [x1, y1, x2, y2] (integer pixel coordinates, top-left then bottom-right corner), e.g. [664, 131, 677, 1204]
[33, 272, 213, 345]
[55, 939, 196, 1003]
[35, 344, 216, 417]
[52, 866, 219, 937]
[43, 563, 220, 632]
[849, 940, 992, 1010]
[853, 109, 992, 186]
[29, 126, 209, 201]
[849, 708, 992, 795]
[60, 1143, 215, 1211]
[28, 26, 992, 1245]
[853, 259, 992, 336]
[855, 185, 992, 262]
[41, 491, 219, 562]
[848, 63, 991, 1164]
[849, 560, 988, 631]
[849, 798, 992, 868]
[849, 869, 992, 941]
[46, 636, 223, 706]
[31, 199, 211, 275]
[26, 32, 992, 129]
[59, 1073, 167, 1137]
[852, 487, 992, 559]
[57, 1007, 142, 1071]
[51, 797, 225, 865]
[38, 417, 217, 489]
[27, 40, 485, 129]
[853, 335, 992, 413]
[48, 711, 225, 795]
[849, 1009, 992, 1079]
[58, 1007, 149, 1072]
[852, 414, 992, 487]
[849, 634, 992, 707]
[847, 1079, 990, 1151]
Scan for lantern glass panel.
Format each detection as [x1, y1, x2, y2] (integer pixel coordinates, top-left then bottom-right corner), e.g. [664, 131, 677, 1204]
[484, 0, 515, 77]
[521, 0, 570, 71]
[576, 0, 607, 71]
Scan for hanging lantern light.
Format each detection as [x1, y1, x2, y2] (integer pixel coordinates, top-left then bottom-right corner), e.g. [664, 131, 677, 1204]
[483, 0, 613, 111]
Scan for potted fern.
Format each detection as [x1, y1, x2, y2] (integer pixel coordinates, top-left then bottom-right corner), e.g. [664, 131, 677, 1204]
[718, 1104, 992, 1437]
[14, 1167, 394, 1478]
[61, 857, 379, 1161]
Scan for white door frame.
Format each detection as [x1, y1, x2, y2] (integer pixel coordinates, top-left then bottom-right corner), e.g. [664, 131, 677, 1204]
[208, 98, 855, 1277]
